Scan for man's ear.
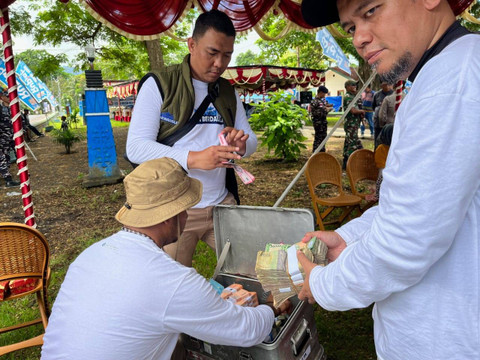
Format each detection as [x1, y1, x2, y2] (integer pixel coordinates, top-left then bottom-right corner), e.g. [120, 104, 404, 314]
[187, 37, 195, 53]
[422, 0, 442, 12]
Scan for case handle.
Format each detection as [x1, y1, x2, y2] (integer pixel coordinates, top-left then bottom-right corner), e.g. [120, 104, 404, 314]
[291, 318, 311, 356]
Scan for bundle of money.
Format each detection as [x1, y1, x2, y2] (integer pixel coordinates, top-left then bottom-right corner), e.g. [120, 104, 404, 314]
[220, 283, 259, 307]
[255, 237, 327, 307]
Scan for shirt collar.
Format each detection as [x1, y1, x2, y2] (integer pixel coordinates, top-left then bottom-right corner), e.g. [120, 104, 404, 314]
[408, 21, 471, 83]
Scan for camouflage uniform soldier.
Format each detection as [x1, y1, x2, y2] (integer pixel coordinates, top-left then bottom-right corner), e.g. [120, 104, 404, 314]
[0, 91, 20, 187]
[310, 85, 333, 153]
[342, 80, 365, 169]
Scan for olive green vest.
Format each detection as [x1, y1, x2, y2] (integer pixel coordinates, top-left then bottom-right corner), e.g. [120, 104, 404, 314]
[137, 55, 237, 143]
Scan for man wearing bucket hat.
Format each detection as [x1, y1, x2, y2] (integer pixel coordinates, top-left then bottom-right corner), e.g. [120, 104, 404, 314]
[297, 0, 480, 359]
[42, 158, 281, 360]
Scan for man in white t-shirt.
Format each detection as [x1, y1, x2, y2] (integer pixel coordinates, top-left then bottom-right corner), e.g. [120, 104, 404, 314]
[41, 158, 286, 360]
[126, 10, 257, 267]
[299, 0, 480, 359]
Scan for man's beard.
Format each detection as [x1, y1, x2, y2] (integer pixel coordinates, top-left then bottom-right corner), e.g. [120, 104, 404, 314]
[373, 52, 414, 84]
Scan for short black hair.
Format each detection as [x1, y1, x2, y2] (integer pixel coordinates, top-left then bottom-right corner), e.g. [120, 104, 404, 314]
[192, 9, 236, 40]
[318, 85, 329, 94]
[378, 123, 394, 146]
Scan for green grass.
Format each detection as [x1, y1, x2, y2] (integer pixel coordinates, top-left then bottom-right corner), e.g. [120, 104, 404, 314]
[48, 118, 129, 130]
[192, 241, 217, 279]
[110, 120, 130, 128]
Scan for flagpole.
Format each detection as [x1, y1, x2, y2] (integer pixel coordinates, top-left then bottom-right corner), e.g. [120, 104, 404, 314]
[0, 7, 36, 227]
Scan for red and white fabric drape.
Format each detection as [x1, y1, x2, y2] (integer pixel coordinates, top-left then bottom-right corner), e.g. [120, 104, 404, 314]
[223, 66, 326, 94]
[80, 0, 317, 40]
[106, 81, 138, 99]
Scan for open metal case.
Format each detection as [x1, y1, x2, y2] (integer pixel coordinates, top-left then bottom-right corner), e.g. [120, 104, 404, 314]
[182, 205, 326, 360]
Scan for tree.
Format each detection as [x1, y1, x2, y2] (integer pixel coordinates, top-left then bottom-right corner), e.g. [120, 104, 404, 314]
[14, 49, 67, 82]
[235, 50, 258, 66]
[237, 15, 326, 69]
[10, 0, 192, 78]
[246, 15, 377, 85]
[46, 72, 85, 114]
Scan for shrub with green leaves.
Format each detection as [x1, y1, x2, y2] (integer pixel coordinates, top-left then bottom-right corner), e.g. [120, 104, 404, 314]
[250, 92, 308, 161]
[51, 129, 85, 154]
[69, 108, 81, 128]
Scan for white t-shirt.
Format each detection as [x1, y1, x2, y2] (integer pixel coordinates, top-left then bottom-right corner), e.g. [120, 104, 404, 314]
[126, 77, 257, 208]
[310, 34, 480, 359]
[41, 231, 274, 360]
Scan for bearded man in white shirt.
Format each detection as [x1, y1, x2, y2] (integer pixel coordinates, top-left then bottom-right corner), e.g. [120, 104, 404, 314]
[298, 0, 480, 359]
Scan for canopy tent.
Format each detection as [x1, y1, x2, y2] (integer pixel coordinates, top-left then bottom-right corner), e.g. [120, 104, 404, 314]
[81, 0, 318, 41]
[105, 80, 138, 122]
[223, 65, 325, 94]
[104, 66, 325, 103]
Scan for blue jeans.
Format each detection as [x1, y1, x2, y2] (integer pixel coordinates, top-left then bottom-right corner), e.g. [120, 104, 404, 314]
[360, 111, 374, 135]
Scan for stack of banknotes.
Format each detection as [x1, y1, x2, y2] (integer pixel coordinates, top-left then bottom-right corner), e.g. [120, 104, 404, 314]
[255, 237, 327, 307]
[220, 283, 259, 307]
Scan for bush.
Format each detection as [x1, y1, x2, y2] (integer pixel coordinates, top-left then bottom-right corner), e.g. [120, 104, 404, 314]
[69, 108, 81, 128]
[51, 129, 84, 154]
[249, 92, 308, 161]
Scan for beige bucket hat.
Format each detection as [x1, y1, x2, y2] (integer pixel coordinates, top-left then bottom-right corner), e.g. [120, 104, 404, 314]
[115, 158, 202, 227]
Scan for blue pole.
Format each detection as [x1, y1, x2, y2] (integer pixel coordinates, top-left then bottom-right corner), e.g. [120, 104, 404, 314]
[83, 88, 123, 187]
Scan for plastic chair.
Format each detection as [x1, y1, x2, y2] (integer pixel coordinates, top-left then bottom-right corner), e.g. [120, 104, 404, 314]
[305, 153, 362, 230]
[346, 149, 379, 211]
[0, 222, 51, 356]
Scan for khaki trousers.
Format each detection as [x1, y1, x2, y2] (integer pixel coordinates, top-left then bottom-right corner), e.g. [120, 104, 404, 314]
[164, 193, 236, 267]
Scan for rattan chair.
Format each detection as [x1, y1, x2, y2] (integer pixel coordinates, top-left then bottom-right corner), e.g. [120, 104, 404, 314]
[305, 153, 362, 230]
[346, 149, 379, 211]
[0, 222, 50, 356]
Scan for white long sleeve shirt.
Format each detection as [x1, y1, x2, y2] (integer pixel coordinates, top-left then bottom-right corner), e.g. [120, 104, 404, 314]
[126, 77, 257, 208]
[310, 34, 480, 359]
[41, 231, 274, 360]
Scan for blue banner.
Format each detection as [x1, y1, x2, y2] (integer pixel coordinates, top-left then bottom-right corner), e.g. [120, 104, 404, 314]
[16, 60, 44, 103]
[326, 96, 343, 112]
[16, 83, 41, 111]
[0, 59, 39, 111]
[34, 76, 47, 100]
[36, 78, 58, 106]
[316, 28, 351, 75]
